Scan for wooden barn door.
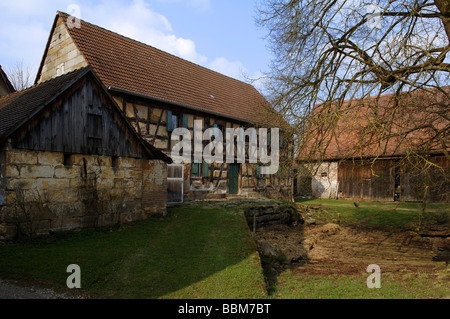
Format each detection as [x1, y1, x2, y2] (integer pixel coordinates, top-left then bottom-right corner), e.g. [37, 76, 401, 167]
[229, 164, 240, 195]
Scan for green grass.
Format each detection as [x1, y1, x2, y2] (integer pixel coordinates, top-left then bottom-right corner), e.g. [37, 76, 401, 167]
[0, 199, 448, 299]
[295, 198, 449, 231]
[0, 206, 267, 299]
[275, 270, 449, 299]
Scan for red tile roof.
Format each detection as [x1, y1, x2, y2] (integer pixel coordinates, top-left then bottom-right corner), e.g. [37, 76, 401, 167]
[297, 86, 450, 162]
[40, 12, 279, 126]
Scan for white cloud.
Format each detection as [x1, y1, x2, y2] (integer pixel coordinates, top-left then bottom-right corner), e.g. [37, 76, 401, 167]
[0, 0, 250, 83]
[84, 0, 208, 65]
[208, 57, 247, 80]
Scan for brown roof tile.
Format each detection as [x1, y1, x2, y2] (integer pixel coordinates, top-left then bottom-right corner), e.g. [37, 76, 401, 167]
[0, 67, 89, 140]
[53, 12, 277, 126]
[297, 86, 450, 161]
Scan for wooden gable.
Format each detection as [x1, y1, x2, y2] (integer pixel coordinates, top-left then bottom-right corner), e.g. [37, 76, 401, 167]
[13, 74, 146, 158]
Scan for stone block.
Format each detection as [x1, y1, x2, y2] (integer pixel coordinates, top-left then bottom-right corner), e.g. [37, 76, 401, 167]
[37, 152, 63, 166]
[119, 157, 137, 169]
[54, 166, 81, 179]
[98, 156, 112, 167]
[20, 166, 54, 179]
[39, 178, 70, 190]
[51, 216, 82, 232]
[6, 178, 36, 191]
[124, 169, 141, 180]
[5, 165, 19, 177]
[96, 178, 114, 190]
[47, 188, 78, 203]
[7, 151, 37, 165]
[100, 167, 124, 179]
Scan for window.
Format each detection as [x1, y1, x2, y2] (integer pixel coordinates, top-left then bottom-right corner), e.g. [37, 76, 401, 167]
[321, 172, 328, 178]
[87, 114, 103, 139]
[166, 111, 179, 132]
[182, 114, 189, 128]
[203, 161, 210, 178]
[191, 162, 210, 178]
[191, 163, 201, 177]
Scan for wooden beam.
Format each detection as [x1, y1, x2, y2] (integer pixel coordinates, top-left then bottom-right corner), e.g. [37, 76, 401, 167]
[215, 163, 225, 188]
[132, 103, 142, 135]
[146, 107, 153, 135]
[152, 110, 164, 145]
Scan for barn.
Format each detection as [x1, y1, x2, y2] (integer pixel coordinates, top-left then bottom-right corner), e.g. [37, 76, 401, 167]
[295, 87, 449, 202]
[0, 67, 172, 240]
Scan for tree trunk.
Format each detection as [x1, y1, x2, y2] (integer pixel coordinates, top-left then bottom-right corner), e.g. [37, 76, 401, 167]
[435, 0, 450, 43]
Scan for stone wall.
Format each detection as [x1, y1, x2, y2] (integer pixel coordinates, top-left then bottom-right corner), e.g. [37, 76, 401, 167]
[38, 17, 88, 83]
[0, 148, 167, 240]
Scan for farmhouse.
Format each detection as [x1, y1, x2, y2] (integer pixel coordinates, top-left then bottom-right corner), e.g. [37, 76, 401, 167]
[35, 11, 294, 203]
[295, 87, 449, 202]
[0, 67, 172, 240]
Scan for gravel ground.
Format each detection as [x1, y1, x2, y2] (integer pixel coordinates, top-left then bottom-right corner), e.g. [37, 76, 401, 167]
[0, 278, 84, 299]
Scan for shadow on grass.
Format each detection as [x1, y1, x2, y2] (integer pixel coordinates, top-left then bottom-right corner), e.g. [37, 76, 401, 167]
[0, 206, 267, 299]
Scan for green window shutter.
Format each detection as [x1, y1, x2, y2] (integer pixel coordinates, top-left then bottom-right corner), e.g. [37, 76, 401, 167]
[255, 165, 260, 178]
[167, 111, 173, 132]
[203, 161, 209, 178]
[182, 114, 189, 128]
[191, 163, 200, 177]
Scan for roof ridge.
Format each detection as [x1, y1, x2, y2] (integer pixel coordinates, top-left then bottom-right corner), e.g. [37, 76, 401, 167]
[2, 66, 90, 102]
[57, 11, 256, 88]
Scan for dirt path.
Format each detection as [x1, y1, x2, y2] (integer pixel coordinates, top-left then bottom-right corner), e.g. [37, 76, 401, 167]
[254, 221, 449, 285]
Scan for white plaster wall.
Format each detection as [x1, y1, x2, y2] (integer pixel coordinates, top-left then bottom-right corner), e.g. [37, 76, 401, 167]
[311, 162, 339, 199]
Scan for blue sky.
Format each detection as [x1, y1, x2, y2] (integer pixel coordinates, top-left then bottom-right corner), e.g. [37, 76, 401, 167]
[0, 0, 272, 91]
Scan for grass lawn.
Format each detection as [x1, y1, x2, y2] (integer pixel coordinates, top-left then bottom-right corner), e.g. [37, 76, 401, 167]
[275, 269, 450, 299]
[0, 198, 448, 299]
[273, 198, 450, 299]
[0, 205, 267, 299]
[295, 198, 449, 232]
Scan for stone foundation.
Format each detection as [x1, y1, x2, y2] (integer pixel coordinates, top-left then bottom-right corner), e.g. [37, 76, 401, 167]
[0, 148, 167, 240]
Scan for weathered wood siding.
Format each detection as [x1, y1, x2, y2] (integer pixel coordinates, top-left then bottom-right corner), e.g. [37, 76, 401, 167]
[338, 159, 395, 201]
[14, 78, 144, 158]
[400, 155, 449, 202]
[337, 156, 449, 202]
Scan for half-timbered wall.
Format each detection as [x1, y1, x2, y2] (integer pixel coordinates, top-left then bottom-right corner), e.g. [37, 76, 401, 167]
[111, 92, 293, 201]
